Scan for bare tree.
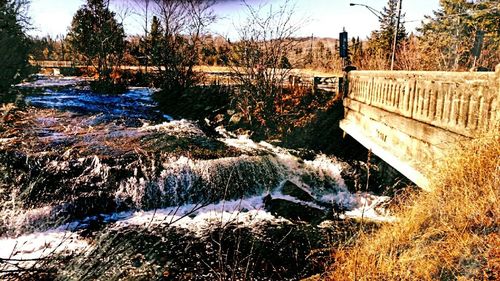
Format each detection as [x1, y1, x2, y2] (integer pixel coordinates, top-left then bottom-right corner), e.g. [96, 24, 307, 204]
[129, 0, 151, 72]
[228, 0, 303, 128]
[150, 0, 216, 91]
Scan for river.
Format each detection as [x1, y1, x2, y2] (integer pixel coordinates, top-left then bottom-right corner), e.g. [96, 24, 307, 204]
[0, 76, 393, 280]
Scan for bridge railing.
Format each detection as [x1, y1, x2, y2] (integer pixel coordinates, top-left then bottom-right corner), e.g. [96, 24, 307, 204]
[347, 67, 499, 138]
[30, 60, 75, 68]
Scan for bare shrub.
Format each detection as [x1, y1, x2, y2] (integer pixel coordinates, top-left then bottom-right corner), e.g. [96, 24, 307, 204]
[150, 0, 216, 90]
[359, 49, 390, 70]
[396, 35, 424, 70]
[228, 0, 304, 129]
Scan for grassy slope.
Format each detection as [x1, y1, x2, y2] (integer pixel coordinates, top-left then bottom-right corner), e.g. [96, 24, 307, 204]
[325, 134, 499, 280]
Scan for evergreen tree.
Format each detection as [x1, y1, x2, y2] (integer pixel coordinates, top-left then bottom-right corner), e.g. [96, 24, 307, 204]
[0, 0, 31, 92]
[351, 37, 364, 67]
[418, 0, 499, 70]
[367, 0, 407, 67]
[67, 0, 125, 85]
[148, 15, 163, 68]
[280, 55, 292, 69]
[216, 44, 230, 66]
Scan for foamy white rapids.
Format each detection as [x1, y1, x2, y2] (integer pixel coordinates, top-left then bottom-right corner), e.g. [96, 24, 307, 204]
[113, 193, 290, 236]
[216, 127, 343, 185]
[0, 120, 395, 267]
[216, 126, 394, 222]
[321, 192, 396, 222]
[140, 119, 205, 136]
[0, 190, 392, 268]
[113, 189, 393, 236]
[0, 228, 89, 270]
[344, 194, 395, 222]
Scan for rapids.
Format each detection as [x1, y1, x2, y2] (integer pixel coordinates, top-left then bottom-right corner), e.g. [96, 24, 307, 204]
[0, 76, 394, 279]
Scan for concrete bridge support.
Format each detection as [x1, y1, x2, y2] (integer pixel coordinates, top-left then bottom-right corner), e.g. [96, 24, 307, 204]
[340, 65, 500, 190]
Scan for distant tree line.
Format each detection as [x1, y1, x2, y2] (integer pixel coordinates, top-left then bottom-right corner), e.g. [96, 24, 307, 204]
[4, 0, 500, 93]
[354, 0, 499, 71]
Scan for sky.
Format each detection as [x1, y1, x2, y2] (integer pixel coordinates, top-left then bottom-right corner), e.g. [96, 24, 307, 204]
[28, 0, 441, 40]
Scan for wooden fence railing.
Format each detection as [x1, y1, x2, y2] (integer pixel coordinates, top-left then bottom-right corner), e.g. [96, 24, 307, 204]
[30, 60, 75, 68]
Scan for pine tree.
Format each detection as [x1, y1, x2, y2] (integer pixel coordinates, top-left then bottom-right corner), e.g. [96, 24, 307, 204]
[67, 0, 125, 84]
[351, 37, 364, 67]
[418, 0, 499, 70]
[148, 15, 162, 68]
[0, 0, 31, 92]
[366, 0, 407, 67]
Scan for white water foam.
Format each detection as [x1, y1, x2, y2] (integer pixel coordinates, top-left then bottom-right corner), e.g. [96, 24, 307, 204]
[112, 194, 290, 236]
[140, 119, 205, 136]
[0, 120, 395, 268]
[216, 126, 395, 222]
[0, 187, 393, 269]
[0, 227, 90, 272]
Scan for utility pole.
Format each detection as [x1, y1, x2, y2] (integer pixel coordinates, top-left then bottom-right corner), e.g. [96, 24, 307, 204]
[145, 0, 149, 74]
[310, 33, 314, 60]
[390, 0, 402, 70]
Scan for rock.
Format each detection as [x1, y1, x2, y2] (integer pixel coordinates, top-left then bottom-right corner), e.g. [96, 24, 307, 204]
[229, 112, 243, 125]
[302, 274, 322, 281]
[281, 180, 315, 202]
[263, 194, 326, 224]
[213, 114, 225, 124]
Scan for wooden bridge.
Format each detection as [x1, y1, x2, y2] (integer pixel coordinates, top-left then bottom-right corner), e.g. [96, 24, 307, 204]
[30, 60, 76, 68]
[340, 65, 500, 190]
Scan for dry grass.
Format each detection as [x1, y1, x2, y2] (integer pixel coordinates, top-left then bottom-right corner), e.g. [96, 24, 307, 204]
[326, 133, 499, 280]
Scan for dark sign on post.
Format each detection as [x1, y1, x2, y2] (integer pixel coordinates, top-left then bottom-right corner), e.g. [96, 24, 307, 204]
[339, 30, 348, 58]
[472, 30, 484, 59]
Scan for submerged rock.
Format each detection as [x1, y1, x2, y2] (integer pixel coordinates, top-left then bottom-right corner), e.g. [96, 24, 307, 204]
[263, 194, 327, 224]
[281, 180, 315, 202]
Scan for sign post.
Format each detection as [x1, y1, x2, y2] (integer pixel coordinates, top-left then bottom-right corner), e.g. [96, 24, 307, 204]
[339, 28, 350, 98]
[339, 28, 348, 64]
[472, 30, 484, 69]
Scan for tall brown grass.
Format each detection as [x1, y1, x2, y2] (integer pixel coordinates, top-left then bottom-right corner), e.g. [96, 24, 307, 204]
[326, 133, 499, 280]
